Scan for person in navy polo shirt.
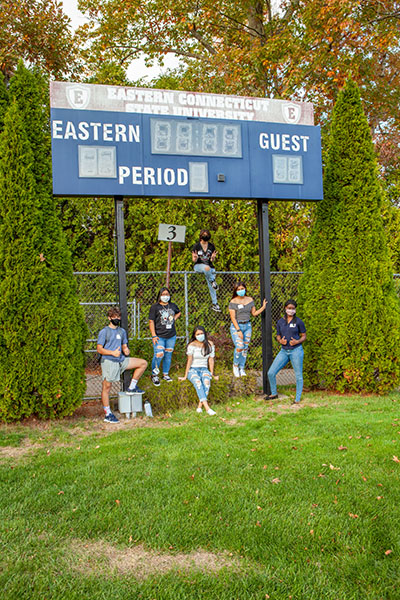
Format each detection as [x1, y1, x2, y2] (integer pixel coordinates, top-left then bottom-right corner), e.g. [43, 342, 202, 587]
[267, 299, 306, 404]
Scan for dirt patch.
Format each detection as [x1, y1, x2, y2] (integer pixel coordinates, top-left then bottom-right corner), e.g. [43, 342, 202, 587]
[70, 538, 241, 579]
[0, 441, 42, 460]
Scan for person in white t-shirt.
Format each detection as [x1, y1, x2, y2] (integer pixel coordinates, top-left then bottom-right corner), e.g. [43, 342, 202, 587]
[178, 326, 219, 415]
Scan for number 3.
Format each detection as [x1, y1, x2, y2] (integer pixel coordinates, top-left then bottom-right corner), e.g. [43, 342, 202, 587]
[167, 225, 177, 240]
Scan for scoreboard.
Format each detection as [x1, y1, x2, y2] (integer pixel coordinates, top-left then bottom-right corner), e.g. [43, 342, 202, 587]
[50, 82, 323, 201]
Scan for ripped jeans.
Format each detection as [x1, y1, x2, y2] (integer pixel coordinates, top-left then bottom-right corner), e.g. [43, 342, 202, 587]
[187, 367, 212, 403]
[151, 335, 177, 375]
[230, 322, 252, 368]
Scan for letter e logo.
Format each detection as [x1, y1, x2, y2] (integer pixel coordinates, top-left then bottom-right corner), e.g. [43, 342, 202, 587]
[67, 85, 90, 110]
[282, 102, 301, 124]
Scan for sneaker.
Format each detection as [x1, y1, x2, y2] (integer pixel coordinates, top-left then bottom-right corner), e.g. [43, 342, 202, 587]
[211, 281, 218, 290]
[211, 303, 221, 312]
[207, 408, 216, 415]
[239, 368, 247, 377]
[104, 412, 119, 423]
[233, 365, 240, 378]
[151, 374, 160, 387]
[163, 374, 173, 382]
[153, 367, 160, 375]
[126, 385, 145, 395]
[196, 407, 203, 413]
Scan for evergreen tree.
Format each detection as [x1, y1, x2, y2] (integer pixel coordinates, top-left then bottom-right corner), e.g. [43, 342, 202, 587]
[0, 97, 87, 421]
[298, 79, 400, 393]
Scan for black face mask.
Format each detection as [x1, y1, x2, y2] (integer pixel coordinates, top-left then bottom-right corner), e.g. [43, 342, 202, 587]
[110, 318, 121, 327]
[201, 235, 211, 241]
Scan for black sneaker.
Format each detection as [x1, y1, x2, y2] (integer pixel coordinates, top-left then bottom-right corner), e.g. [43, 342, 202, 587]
[151, 373, 160, 387]
[211, 281, 218, 290]
[126, 385, 145, 394]
[211, 303, 221, 312]
[104, 412, 119, 423]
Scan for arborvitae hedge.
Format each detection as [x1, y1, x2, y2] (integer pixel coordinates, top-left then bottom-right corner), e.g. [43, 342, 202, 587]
[0, 71, 87, 421]
[298, 79, 400, 393]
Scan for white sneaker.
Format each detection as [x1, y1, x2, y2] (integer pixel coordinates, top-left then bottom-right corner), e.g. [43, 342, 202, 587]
[207, 408, 216, 415]
[163, 374, 173, 382]
[233, 365, 240, 378]
[239, 368, 247, 377]
[196, 407, 203, 413]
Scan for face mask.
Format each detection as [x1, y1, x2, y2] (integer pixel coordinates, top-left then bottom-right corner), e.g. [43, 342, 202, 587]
[286, 308, 296, 316]
[160, 295, 170, 303]
[110, 318, 121, 326]
[237, 289, 246, 297]
[196, 334, 205, 342]
[201, 235, 210, 242]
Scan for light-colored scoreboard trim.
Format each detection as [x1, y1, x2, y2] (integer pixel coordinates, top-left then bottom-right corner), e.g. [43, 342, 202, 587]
[50, 81, 314, 126]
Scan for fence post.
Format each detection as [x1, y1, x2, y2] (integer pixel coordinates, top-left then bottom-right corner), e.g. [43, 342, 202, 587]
[114, 196, 130, 391]
[257, 200, 273, 396]
[184, 271, 189, 344]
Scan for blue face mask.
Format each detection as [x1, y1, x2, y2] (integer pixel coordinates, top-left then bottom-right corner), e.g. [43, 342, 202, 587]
[237, 289, 246, 297]
[196, 334, 205, 342]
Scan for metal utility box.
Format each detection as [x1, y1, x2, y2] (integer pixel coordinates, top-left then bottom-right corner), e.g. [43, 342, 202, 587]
[118, 392, 143, 418]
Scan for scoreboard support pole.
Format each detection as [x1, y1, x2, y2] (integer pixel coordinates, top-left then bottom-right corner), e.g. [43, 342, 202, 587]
[257, 199, 273, 396]
[114, 195, 130, 391]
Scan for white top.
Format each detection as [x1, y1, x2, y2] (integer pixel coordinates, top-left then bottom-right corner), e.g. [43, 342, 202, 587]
[187, 342, 215, 368]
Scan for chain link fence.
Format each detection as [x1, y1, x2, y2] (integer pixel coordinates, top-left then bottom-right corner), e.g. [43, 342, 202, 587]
[78, 271, 400, 399]
[77, 270, 302, 399]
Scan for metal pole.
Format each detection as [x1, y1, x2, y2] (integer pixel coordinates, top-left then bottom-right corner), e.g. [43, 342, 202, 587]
[257, 199, 273, 396]
[184, 271, 189, 344]
[114, 196, 130, 391]
[166, 241, 172, 288]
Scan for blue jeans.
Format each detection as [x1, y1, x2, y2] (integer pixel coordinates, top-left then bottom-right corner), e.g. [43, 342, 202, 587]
[194, 263, 217, 305]
[267, 345, 304, 403]
[230, 322, 252, 368]
[187, 367, 212, 403]
[151, 335, 177, 374]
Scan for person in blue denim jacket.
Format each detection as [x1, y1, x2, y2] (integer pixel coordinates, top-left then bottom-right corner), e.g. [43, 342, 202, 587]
[178, 326, 218, 415]
[267, 299, 306, 404]
[229, 281, 267, 377]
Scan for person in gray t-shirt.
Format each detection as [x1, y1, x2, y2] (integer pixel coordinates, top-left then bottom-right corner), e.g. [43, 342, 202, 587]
[228, 281, 267, 377]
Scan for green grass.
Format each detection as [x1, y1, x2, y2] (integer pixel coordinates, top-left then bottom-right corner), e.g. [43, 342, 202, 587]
[1, 391, 400, 599]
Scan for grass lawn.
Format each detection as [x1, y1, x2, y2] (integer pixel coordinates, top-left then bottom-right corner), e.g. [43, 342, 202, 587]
[1, 390, 400, 599]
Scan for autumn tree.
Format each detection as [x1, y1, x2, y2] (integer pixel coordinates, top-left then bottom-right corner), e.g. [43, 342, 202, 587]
[0, 0, 77, 78]
[298, 79, 400, 394]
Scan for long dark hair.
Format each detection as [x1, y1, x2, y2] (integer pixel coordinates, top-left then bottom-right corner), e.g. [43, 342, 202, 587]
[199, 229, 211, 242]
[283, 299, 297, 323]
[189, 325, 213, 356]
[157, 287, 171, 302]
[231, 280, 247, 300]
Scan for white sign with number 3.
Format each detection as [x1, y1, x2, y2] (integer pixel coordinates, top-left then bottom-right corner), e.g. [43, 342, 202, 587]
[158, 223, 186, 243]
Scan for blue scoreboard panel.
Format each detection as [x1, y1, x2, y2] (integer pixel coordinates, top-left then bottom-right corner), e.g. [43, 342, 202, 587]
[50, 83, 323, 201]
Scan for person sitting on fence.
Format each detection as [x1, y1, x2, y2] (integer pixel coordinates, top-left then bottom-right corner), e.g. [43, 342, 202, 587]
[97, 306, 148, 423]
[191, 229, 221, 312]
[149, 287, 181, 386]
[229, 281, 267, 378]
[178, 325, 218, 415]
[267, 299, 306, 404]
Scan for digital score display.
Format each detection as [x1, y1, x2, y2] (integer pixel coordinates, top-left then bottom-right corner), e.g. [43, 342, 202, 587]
[150, 118, 242, 158]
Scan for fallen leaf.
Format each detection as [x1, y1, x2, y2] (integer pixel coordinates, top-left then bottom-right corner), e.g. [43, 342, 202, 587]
[115, 499, 120, 505]
[338, 445, 347, 451]
[271, 478, 281, 484]
[385, 549, 393, 555]
[329, 464, 340, 470]
[58, 491, 64, 495]
[263, 465, 268, 470]
[310, 529, 314, 535]
[129, 535, 132, 542]
[251, 438, 258, 441]
[349, 513, 358, 519]
[362, 476, 367, 481]
[392, 456, 400, 463]
[377, 496, 383, 500]
[256, 521, 261, 527]
[190, 474, 195, 480]
[39, 253, 45, 262]
[257, 506, 262, 511]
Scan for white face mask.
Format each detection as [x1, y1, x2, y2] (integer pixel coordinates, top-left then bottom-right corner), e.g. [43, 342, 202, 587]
[286, 308, 296, 316]
[160, 295, 170, 303]
[195, 334, 205, 342]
